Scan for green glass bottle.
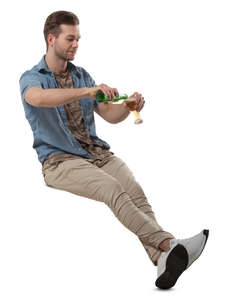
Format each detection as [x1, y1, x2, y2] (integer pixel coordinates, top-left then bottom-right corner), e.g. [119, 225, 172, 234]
[96, 90, 129, 102]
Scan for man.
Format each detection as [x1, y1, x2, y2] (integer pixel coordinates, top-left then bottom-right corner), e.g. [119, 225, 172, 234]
[19, 11, 209, 289]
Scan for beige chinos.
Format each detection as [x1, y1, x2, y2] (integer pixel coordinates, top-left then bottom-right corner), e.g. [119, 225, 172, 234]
[42, 154, 175, 265]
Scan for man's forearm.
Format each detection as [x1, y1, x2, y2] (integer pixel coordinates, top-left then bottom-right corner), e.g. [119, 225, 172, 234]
[108, 102, 131, 123]
[39, 87, 91, 107]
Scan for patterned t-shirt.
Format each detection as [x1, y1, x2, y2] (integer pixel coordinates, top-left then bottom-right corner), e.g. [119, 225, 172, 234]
[42, 69, 114, 172]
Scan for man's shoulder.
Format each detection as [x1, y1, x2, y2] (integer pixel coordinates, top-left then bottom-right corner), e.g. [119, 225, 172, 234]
[19, 64, 40, 81]
[19, 63, 48, 85]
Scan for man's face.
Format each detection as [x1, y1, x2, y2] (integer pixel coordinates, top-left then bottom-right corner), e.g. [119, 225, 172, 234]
[49, 24, 81, 61]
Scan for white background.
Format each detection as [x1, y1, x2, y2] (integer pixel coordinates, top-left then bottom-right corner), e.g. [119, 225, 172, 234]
[0, 0, 224, 299]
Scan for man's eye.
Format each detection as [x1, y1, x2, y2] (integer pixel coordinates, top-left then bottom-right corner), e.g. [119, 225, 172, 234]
[68, 39, 73, 41]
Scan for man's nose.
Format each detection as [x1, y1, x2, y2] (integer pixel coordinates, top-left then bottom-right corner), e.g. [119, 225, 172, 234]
[72, 40, 78, 48]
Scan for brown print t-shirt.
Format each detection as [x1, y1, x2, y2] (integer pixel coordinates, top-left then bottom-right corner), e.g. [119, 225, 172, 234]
[42, 69, 113, 172]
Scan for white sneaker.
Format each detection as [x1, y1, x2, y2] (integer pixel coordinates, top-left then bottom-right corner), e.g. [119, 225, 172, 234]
[155, 229, 209, 289]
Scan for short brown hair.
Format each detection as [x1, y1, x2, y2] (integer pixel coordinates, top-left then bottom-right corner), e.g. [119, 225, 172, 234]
[43, 10, 79, 51]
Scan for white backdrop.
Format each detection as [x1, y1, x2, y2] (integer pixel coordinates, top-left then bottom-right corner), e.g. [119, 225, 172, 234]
[0, 0, 224, 299]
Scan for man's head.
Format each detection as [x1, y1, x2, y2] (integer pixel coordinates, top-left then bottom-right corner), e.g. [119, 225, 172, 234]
[43, 10, 81, 61]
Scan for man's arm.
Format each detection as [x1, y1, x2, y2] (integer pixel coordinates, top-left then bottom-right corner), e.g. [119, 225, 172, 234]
[94, 102, 130, 124]
[24, 86, 92, 107]
[24, 83, 116, 108]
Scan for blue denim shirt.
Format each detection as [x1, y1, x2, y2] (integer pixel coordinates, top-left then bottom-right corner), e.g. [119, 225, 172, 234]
[19, 54, 110, 164]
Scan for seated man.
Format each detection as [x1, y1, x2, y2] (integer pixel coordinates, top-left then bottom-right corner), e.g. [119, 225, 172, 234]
[19, 10, 209, 289]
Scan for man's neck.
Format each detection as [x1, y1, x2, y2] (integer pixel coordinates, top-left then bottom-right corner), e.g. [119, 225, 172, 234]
[45, 52, 68, 74]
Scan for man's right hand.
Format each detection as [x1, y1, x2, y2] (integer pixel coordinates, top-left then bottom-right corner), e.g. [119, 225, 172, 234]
[89, 83, 119, 101]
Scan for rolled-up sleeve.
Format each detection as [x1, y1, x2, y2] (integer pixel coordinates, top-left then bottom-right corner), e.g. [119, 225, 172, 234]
[19, 71, 42, 102]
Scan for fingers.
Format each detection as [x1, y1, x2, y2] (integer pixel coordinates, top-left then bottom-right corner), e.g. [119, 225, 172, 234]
[112, 88, 119, 97]
[136, 97, 145, 111]
[98, 84, 119, 101]
[131, 92, 145, 112]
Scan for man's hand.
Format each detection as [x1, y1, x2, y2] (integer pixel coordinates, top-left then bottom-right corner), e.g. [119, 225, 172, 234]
[89, 83, 119, 101]
[124, 92, 145, 112]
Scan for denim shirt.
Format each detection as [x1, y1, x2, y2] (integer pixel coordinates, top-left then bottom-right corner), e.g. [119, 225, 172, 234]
[19, 54, 110, 164]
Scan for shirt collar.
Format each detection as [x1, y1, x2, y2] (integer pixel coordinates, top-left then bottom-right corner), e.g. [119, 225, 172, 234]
[37, 54, 81, 78]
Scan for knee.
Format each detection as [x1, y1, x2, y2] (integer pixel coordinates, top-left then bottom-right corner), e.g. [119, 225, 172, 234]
[127, 180, 146, 199]
[106, 179, 125, 196]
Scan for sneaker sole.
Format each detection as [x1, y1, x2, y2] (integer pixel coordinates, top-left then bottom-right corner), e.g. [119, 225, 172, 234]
[155, 244, 189, 289]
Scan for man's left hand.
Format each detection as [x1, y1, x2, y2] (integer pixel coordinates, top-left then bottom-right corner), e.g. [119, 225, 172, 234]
[129, 92, 145, 112]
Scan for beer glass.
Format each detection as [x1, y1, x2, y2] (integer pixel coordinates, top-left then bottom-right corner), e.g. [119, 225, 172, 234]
[124, 97, 143, 124]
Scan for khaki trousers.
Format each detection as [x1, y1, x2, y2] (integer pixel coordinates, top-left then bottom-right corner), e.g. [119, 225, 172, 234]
[42, 154, 175, 265]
